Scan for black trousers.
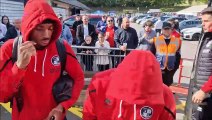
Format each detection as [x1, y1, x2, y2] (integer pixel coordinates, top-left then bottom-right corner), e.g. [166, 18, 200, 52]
[97, 64, 109, 71]
[162, 69, 177, 86]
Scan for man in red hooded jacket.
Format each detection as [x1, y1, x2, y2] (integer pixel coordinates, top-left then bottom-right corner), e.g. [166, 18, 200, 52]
[83, 50, 176, 120]
[0, 0, 84, 120]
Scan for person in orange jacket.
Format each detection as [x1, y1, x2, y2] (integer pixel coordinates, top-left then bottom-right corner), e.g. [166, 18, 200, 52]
[83, 50, 176, 120]
[150, 22, 181, 86]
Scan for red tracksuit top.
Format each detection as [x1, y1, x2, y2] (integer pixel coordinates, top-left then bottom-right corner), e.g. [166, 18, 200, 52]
[0, 0, 84, 120]
[83, 50, 176, 120]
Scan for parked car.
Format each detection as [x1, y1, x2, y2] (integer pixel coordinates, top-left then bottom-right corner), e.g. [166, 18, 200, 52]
[139, 17, 158, 26]
[64, 14, 102, 28]
[137, 16, 152, 24]
[180, 25, 202, 41]
[63, 14, 102, 44]
[179, 20, 202, 31]
[160, 16, 171, 21]
[165, 17, 187, 23]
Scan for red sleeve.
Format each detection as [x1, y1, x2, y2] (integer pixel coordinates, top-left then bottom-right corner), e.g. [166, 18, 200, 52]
[60, 41, 84, 110]
[0, 40, 26, 102]
[201, 76, 212, 93]
[82, 77, 97, 120]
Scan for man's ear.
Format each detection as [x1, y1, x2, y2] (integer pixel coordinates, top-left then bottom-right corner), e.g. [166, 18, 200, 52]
[208, 22, 212, 32]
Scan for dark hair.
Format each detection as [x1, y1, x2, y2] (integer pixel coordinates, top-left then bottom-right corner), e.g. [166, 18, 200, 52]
[98, 32, 105, 36]
[42, 19, 55, 24]
[143, 20, 153, 27]
[167, 18, 175, 24]
[1, 15, 11, 28]
[201, 7, 212, 15]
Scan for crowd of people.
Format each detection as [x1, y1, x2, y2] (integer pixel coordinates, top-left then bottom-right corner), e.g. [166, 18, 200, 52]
[0, 0, 212, 120]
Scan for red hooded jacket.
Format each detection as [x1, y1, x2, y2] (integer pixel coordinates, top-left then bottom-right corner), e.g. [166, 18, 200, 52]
[83, 50, 176, 120]
[0, 0, 84, 120]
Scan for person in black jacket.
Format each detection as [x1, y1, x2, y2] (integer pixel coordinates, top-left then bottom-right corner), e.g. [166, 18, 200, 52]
[81, 35, 95, 71]
[114, 17, 138, 66]
[0, 18, 21, 42]
[1, 15, 14, 29]
[72, 15, 83, 32]
[185, 7, 212, 120]
[76, 15, 97, 46]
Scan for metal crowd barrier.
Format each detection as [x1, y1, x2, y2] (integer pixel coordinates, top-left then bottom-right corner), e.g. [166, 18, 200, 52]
[71, 45, 134, 72]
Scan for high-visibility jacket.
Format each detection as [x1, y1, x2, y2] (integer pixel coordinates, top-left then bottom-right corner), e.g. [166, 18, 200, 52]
[153, 35, 181, 70]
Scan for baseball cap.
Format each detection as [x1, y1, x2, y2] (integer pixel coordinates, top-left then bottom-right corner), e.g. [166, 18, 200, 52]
[162, 22, 172, 29]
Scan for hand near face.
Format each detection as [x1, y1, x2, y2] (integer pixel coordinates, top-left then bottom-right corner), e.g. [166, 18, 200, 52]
[16, 41, 36, 69]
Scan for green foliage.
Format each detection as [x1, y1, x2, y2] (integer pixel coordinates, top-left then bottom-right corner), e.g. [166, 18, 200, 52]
[79, 0, 209, 7]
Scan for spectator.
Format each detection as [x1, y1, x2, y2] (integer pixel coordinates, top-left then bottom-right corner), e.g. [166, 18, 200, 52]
[0, 1, 84, 120]
[58, 14, 73, 45]
[187, 7, 212, 119]
[138, 20, 156, 50]
[150, 22, 181, 86]
[96, 15, 107, 32]
[81, 35, 95, 71]
[101, 16, 118, 67]
[114, 17, 138, 66]
[95, 32, 110, 71]
[0, 18, 21, 42]
[83, 50, 176, 120]
[0, 23, 7, 39]
[72, 14, 83, 32]
[1, 15, 14, 29]
[154, 17, 163, 36]
[116, 15, 123, 28]
[167, 18, 180, 38]
[76, 15, 97, 45]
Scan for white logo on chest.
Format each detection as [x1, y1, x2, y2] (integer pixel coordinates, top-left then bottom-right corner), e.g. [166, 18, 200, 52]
[51, 55, 60, 66]
[140, 106, 153, 119]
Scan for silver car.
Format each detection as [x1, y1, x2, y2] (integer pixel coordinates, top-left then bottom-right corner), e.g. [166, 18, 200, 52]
[179, 20, 202, 31]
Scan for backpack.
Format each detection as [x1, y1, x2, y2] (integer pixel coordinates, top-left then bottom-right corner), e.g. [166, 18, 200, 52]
[11, 36, 74, 111]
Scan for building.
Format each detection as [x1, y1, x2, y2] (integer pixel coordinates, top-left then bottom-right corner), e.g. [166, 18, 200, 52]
[0, 0, 90, 22]
[52, 0, 91, 18]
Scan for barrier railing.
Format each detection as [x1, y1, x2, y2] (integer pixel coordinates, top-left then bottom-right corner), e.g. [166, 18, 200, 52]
[169, 58, 194, 95]
[71, 45, 134, 72]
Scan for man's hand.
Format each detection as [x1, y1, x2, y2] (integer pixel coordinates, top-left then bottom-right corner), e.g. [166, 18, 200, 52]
[119, 45, 126, 51]
[86, 50, 90, 54]
[45, 104, 65, 120]
[192, 90, 206, 104]
[16, 41, 36, 69]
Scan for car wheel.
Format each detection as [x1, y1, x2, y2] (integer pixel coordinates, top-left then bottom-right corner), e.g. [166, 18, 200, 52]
[192, 33, 201, 41]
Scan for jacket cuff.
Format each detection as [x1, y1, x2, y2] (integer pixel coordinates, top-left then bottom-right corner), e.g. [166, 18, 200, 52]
[201, 86, 210, 93]
[61, 101, 74, 110]
[12, 63, 26, 80]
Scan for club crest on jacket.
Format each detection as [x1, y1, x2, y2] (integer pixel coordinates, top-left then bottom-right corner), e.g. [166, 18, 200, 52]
[140, 106, 153, 119]
[51, 55, 60, 66]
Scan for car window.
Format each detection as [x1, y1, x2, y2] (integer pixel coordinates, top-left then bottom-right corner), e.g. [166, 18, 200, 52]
[186, 21, 192, 25]
[198, 21, 202, 24]
[64, 17, 75, 26]
[194, 21, 199, 24]
[178, 18, 187, 22]
[89, 17, 102, 26]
